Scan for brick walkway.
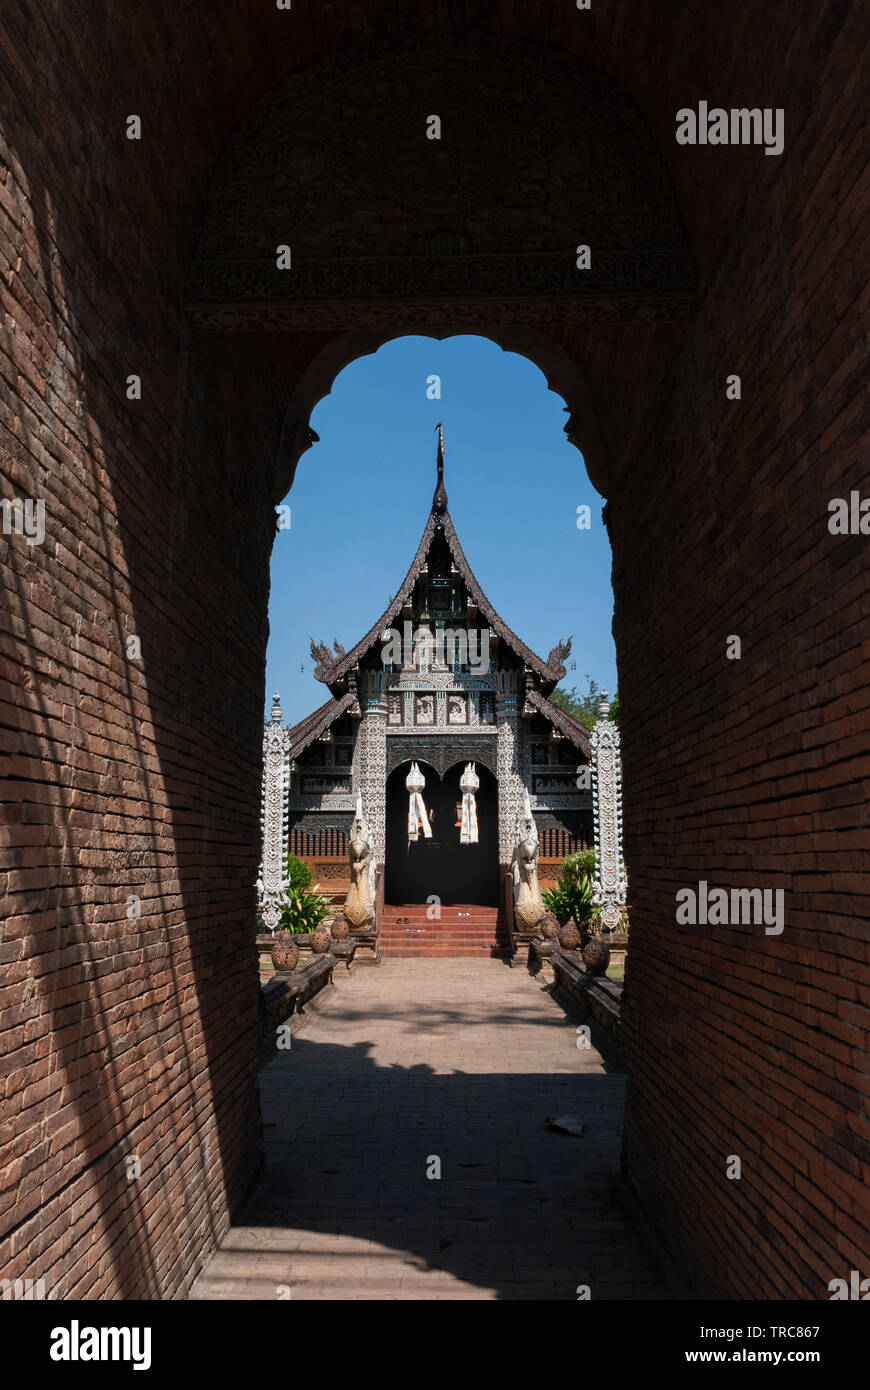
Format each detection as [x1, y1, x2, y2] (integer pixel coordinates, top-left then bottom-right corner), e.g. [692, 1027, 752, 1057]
[190, 960, 671, 1300]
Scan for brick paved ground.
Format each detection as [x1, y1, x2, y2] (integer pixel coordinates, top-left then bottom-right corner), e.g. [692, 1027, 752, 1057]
[190, 960, 671, 1300]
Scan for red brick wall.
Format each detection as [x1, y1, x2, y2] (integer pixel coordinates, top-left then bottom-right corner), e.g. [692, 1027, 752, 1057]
[0, 4, 299, 1298]
[605, 15, 870, 1298]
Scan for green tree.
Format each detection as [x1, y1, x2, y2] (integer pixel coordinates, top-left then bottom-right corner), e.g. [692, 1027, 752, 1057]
[275, 854, 333, 932]
[549, 675, 619, 727]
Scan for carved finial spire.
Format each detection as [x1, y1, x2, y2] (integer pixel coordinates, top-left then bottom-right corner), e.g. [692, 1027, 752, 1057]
[270, 691, 282, 724]
[432, 421, 447, 515]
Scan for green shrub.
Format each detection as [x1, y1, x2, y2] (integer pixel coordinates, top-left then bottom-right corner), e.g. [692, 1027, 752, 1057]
[278, 885, 333, 934]
[542, 851, 596, 929]
[542, 881, 573, 926]
[283, 854, 313, 894]
[562, 848, 596, 885]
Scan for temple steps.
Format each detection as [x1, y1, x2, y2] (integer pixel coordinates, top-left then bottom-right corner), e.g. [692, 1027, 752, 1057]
[382, 905, 501, 919]
[379, 905, 510, 957]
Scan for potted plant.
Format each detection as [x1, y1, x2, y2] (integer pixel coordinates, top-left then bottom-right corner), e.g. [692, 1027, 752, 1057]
[269, 932, 300, 972]
[543, 851, 596, 946]
[269, 857, 333, 968]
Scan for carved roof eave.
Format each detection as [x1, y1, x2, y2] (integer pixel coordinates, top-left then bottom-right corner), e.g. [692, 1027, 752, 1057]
[525, 688, 592, 759]
[288, 691, 356, 758]
[316, 508, 568, 690]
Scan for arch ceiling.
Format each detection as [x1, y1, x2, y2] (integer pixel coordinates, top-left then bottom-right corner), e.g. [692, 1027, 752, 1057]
[187, 36, 695, 333]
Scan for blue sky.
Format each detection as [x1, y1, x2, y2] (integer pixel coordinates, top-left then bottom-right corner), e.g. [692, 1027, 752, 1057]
[265, 335, 617, 724]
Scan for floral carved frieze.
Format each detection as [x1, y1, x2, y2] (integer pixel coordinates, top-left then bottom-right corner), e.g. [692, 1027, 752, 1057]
[187, 252, 696, 327]
[385, 734, 497, 781]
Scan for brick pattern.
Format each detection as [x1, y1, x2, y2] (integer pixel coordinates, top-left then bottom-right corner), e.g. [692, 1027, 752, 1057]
[380, 905, 510, 957]
[0, 2, 298, 1299]
[191, 960, 670, 1300]
[600, 16, 870, 1298]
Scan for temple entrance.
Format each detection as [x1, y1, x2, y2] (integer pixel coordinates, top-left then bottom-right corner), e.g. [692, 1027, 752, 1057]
[385, 760, 499, 907]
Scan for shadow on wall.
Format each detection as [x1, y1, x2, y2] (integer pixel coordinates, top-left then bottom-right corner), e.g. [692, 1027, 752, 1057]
[0, 88, 286, 1294]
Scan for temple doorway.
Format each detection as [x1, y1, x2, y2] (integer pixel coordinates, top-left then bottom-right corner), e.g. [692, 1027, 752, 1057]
[385, 760, 499, 907]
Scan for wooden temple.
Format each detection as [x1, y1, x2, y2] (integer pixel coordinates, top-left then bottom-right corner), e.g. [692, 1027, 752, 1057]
[283, 429, 594, 941]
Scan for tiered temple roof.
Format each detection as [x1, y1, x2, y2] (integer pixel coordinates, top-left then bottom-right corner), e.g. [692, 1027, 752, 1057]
[290, 430, 591, 754]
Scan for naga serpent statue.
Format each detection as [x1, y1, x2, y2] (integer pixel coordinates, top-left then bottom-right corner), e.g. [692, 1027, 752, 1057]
[343, 794, 375, 932]
[512, 790, 546, 932]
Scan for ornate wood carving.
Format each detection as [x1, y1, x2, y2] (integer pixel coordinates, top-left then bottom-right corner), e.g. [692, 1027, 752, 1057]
[312, 862, 349, 881]
[385, 734, 497, 780]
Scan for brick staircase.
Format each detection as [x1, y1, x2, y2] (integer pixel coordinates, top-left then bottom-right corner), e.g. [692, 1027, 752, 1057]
[379, 904, 510, 958]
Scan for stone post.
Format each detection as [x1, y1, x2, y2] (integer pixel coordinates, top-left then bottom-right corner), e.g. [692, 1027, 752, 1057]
[257, 691, 292, 931]
[355, 670, 387, 864]
[590, 689, 627, 932]
[495, 670, 527, 868]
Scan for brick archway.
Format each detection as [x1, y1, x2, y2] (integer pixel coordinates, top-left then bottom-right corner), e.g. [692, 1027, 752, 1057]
[271, 327, 616, 501]
[186, 35, 696, 500]
[1, 2, 865, 1303]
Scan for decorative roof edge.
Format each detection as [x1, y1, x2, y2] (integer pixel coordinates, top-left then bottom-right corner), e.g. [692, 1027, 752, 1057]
[525, 688, 592, 758]
[311, 506, 571, 688]
[287, 691, 356, 757]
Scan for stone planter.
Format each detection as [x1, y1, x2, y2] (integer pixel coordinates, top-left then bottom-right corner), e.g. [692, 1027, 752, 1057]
[269, 933, 300, 972]
[311, 925, 332, 955]
[582, 937, 611, 976]
[329, 913, 350, 943]
[540, 911, 560, 941]
[558, 917, 581, 951]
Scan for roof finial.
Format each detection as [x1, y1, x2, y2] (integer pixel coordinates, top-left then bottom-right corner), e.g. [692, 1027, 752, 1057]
[432, 421, 447, 515]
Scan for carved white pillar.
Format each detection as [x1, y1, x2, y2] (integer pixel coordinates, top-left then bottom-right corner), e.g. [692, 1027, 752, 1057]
[591, 689, 627, 932]
[257, 691, 292, 931]
[496, 672, 526, 866]
[355, 671, 387, 864]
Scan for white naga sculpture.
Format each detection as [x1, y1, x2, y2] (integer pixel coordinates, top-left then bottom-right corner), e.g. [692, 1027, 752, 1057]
[590, 689, 628, 931]
[343, 794, 376, 932]
[512, 789, 546, 932]
[257, 692, 292, 932]
[459, 762, 479, 844]
[405, 762, 432, 842]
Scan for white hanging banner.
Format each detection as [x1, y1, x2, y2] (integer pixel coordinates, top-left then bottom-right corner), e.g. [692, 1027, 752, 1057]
[405, 761, 432, 842]
[459, 762, 479, 845]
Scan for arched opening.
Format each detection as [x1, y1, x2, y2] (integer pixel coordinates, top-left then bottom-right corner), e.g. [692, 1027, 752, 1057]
[385, 759, 499, 907]
[4, 2, 860, 1309]
[266, 332, 614, 954]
